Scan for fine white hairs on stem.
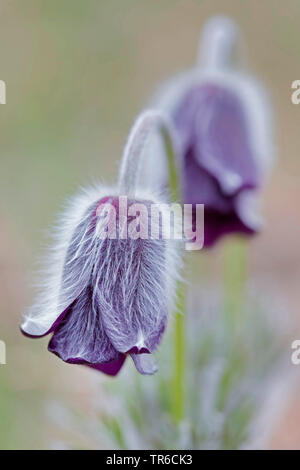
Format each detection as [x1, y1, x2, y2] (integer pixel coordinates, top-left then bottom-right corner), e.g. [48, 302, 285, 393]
[118, 110, 179, 198]
[198, 16, 240, 69]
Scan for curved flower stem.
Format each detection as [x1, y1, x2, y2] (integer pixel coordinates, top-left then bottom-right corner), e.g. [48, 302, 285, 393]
[118, 112, 159, 196]
[118, 110, 179, 198]
[198, 16, 239, 70]
[119, 110, 186, 423]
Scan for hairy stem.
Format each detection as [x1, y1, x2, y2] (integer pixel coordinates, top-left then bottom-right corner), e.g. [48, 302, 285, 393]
[198, 16, 239, 69]
[118, 110, 177, 197]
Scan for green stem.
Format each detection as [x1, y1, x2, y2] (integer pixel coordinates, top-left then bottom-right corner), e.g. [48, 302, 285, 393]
[171, 281, 185, 423]
[162, 128, 186, 424]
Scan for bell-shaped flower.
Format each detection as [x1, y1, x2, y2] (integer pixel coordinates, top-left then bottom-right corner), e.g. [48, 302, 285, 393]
[143, 16, 274, 247]
[21, 111, 181, 376]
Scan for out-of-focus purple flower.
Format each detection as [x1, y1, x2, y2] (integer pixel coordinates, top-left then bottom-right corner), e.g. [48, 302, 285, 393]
[143, 16, 273, 247]
[21, 112, 181, 376]
[174, 82, 261, 247]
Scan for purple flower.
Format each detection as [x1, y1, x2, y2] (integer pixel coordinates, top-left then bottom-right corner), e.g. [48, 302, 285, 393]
[21, 112, 181, 376]
[144, 17, 273, 247]
[174, 82, 262, 247]
[21, 190, 179, 376]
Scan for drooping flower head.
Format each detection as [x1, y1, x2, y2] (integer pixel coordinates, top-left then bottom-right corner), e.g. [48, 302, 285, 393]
[143, 16, 274, 247]
[21, 111, 181, 376]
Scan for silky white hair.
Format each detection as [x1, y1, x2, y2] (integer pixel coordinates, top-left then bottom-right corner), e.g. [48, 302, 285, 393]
[21, 182, 182, 339]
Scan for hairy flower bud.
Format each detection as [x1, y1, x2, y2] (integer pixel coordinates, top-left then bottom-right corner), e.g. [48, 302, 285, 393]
[21, 112, 181, 376]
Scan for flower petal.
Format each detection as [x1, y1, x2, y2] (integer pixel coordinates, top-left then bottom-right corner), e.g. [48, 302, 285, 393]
[48, 285, 120, 366]
[20, 305, 70, 338]
[234, 189, 263, 232]
[49, 351, 126, 376]
[21, 200, 100, 338]
[203, 208, 255, 247]
[94, 221, 168, 354]
[130, 353, 158, 375]
[175, 83, 260, 195]
[89, 356, 126, 376]
[184, 148, 233, 211]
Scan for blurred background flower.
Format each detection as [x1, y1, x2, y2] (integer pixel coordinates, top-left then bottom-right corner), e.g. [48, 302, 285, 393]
[1, 0, 300, 449]
[143, 16, 273, 247]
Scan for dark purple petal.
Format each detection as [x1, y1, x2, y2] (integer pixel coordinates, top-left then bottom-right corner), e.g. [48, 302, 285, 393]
[174, 82, 261, 247]
[48, 285, 121, 366]
[93, 199, 168, 355]
[89, 356, 126, 376]
[175, 83, 260, 195]
[184, 148, 233, 211]
[184, 149, 256, 246]
[203, 208, 255, 247]
[94, 237, 167, 355]
[49, 351, 126, 377]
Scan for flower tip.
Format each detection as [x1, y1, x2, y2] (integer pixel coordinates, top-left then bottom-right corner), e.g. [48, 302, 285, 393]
[131, 353, 158, 375]
[19, 323, 36, 339]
